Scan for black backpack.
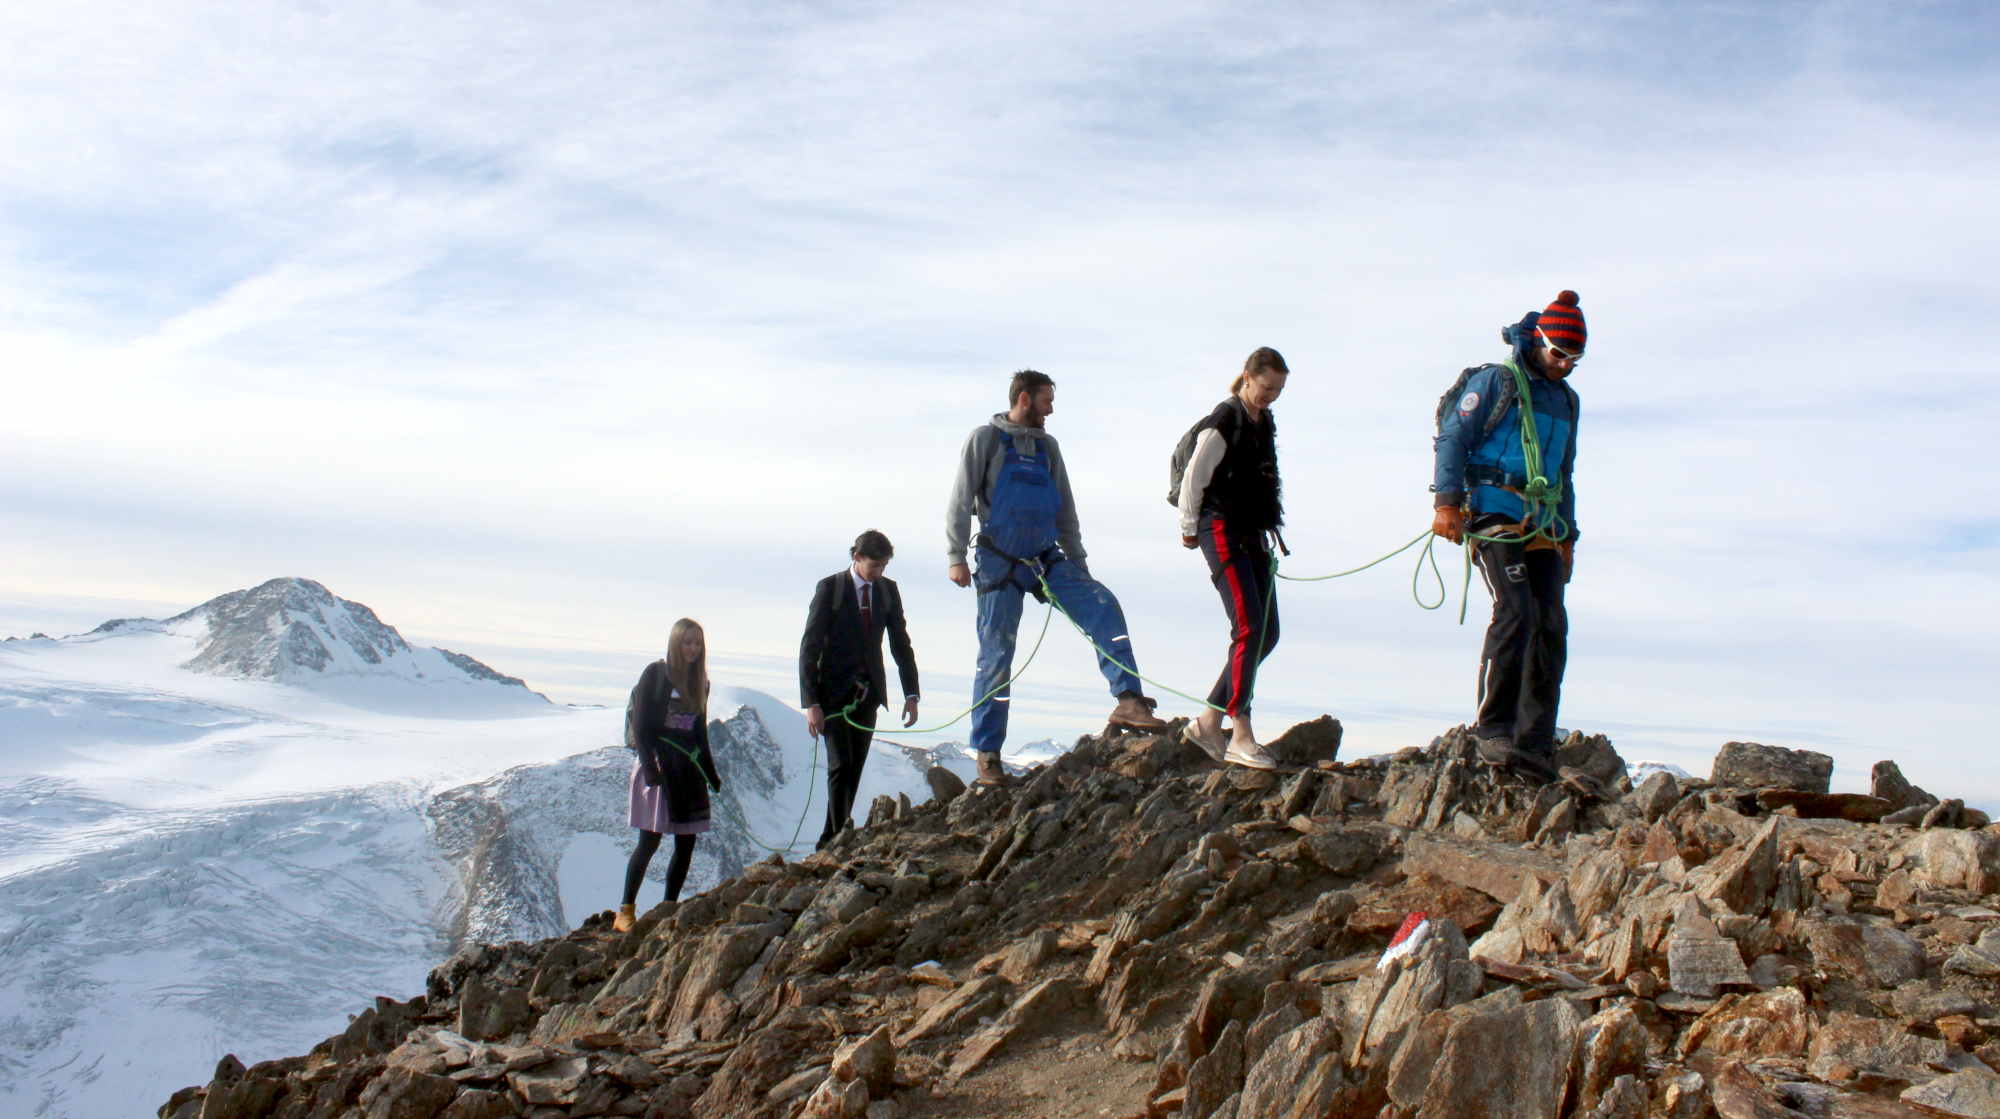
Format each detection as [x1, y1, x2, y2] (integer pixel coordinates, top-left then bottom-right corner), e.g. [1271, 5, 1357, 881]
[1165, 420, 1206, 506]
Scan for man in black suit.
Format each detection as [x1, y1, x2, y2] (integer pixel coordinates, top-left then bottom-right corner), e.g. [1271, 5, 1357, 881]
[799, 529, 921, 850]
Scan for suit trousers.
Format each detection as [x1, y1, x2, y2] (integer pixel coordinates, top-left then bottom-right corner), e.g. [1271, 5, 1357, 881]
[818, 694, 877, 850]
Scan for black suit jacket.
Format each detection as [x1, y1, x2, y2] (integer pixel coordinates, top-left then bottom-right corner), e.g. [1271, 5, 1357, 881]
[799, 571, 919, 713]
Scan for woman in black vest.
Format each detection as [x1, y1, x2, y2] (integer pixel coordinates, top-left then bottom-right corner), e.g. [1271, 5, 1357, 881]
[1178, 347, 1288, 771]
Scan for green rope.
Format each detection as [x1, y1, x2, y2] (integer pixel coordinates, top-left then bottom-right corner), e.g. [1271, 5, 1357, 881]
[831, 599, 1056, 734]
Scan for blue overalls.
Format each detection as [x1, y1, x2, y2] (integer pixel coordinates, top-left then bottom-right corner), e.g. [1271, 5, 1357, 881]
[971, 439, 1141, 756]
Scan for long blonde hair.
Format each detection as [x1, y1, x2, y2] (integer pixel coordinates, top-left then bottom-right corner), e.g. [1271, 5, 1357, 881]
[664, 617, 710, 715]
[1229, 345, 1290, 394]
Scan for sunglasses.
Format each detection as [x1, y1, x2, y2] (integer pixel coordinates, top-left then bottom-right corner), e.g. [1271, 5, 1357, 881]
[1537, 327, 1584, 363]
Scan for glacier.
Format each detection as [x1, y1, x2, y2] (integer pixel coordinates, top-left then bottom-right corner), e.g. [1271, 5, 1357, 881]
[0, 579, 935, 1118]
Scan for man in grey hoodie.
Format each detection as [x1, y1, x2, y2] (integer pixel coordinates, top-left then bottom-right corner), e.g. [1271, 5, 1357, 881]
[946, 369, 1168, 786]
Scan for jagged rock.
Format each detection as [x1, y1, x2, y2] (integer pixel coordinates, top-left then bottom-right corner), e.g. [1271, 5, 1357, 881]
[1470, 876, 1579, 965]
[1679, 987, 1811, 1060]
[1181, 1018, 1244, 1119]
[1574, 1004, 1649, 1116]
[801, 1074, 870, 1119]
[1909, 830, 2000, 893]
[1710, 1059, 1805, 1119]
[1924, 799, 1968, 831]
[1414, 996, 1584, 1118]
[947, 977, 1081, 1081]
[1555, 731, 1629, 789]
[1266, 715, 1341, 767]
[506, 1056, 588, 1106]
[901, 974, 1007, 1045]
[1947, 929, 2000, 978]
[1585, 1075, 1650, 1119]
[1901, 1068, 2000, 1116]
[925, 766, 966, 805]
[1808, 1012, 1952, 1084]
[1631, 770, 1682, 823]
[1348, 918, 1481, 1062]
[358, 1067, 461, 1119]
[1668, 927, 1754, 997]
[437, 1088, 515, 1119]
[1695, 815, 1785, 914]
[1403, 834, 1564, 903]
[1712, 742, 1834, 793]
[1347, 875, 1500, 937]
[1873, 761, 1938, 811]
[458, 974, 533, 1042]
[830, 1025, 895, 1096]
[1235, 1019, 1342, 1119]
[1804, 917, 1927, 987]
[1756, 790, 1895, 822]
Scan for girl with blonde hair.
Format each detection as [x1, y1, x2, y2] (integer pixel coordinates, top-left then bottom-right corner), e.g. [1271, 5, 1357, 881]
[614, 618, 722, 931]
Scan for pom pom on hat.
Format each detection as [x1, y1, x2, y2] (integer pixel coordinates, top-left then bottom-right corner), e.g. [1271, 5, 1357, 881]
[1537, 290, 1586, 353]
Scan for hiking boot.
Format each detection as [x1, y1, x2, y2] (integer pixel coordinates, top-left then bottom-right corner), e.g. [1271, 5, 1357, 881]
[1109, 693, 1168, 731]
[612, 903, 636, 933]
[1181, 720, 1227, 764]
[1474, 731, 1516, 767]
[1224, 739, 1279, 771]
[975, 752, 1012, 788]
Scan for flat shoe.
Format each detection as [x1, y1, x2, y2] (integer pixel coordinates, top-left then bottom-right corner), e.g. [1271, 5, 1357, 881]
[1181, 722, 1226, 763]
[1224, 741, 1279, 771]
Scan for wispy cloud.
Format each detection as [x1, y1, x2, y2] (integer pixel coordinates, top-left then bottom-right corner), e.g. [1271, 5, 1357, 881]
[3, 1, 1996, 801]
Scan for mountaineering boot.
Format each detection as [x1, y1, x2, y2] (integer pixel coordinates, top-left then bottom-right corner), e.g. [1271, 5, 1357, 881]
[613, 903, 636, 933]
[1474, 731, 1516, 768]
[1181, 715, 1227, 763]
[1108, 693, 1168, 732]
[1224, 739, 1279, 771]
[975, 751, 1012, 788]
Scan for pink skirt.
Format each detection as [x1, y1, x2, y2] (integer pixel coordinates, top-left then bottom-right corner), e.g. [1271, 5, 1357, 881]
[628, 759, 711, 834]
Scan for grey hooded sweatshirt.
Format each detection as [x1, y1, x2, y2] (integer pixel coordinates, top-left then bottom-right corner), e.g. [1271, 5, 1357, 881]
[945, 413, 1088, 573]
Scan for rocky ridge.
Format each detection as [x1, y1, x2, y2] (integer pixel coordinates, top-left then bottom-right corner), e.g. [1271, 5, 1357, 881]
[161, 721, 2000, 1119]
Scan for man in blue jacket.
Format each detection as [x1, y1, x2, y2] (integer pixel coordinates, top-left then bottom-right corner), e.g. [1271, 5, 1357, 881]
[1431, 291, 1585, 780]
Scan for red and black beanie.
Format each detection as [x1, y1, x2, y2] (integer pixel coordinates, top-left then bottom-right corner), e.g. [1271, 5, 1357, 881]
[1536, 290, 1586, 353]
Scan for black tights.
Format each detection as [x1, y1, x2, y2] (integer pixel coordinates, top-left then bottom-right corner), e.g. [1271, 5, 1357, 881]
[622, 830, 697, 906]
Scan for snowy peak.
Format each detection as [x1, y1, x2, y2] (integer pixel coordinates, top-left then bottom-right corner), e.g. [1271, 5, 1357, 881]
[167, 578, 410, 679]
[84, 577, 539, 697]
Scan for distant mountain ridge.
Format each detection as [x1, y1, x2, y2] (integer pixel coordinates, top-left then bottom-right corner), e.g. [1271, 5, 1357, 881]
[87, 577, 541, 697]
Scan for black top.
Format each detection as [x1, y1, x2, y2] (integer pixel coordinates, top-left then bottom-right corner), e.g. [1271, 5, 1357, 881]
[632, 659, 719, 821]
[798, 571, 920, 711]
[1198, 396, 1283, 533]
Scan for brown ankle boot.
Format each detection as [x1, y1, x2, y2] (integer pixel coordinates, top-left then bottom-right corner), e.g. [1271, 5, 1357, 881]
[1109, 693, 1168, 731]
[612, 903, 636, 933]
[975, 752, 1012, 788]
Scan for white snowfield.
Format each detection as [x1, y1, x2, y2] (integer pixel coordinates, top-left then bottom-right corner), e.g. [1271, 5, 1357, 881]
[0, 580, 932, 1119]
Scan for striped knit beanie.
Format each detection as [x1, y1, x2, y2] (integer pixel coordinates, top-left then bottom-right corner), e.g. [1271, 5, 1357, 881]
[1537, 290, 1586, 354]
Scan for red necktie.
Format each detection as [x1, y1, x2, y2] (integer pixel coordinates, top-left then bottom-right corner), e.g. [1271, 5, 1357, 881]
[860, 582, 874, 632]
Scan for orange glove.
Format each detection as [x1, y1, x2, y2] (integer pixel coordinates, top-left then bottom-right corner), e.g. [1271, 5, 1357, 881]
[1431, 506, 1465, 544]
[1559, 541, 1575, 582]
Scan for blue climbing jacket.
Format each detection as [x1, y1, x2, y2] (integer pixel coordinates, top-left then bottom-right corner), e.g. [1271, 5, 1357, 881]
[1432, 318, 1580, 537]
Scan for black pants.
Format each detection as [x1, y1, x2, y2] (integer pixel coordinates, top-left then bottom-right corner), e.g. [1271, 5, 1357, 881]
[1471, 521, 1568, 751]
[1199, 514, 1279, 717]
[819, 693, 878, 850]
[623, 831, 697, 906]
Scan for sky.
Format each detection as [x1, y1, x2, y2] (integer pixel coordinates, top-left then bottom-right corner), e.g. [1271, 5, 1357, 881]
[3, 1, 1997, 801]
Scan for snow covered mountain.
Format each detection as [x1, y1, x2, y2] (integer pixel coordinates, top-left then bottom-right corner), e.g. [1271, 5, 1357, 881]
[0, 581, 932, 1118]
[88, 576, 544, 701]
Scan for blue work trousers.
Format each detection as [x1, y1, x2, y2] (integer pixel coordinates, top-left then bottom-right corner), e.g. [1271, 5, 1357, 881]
[970, 553, 1141, 757]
